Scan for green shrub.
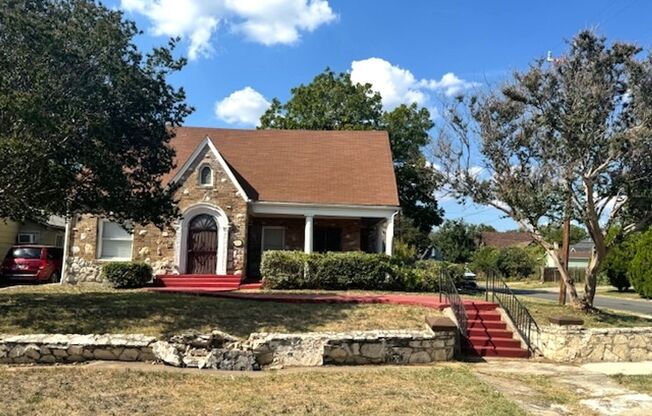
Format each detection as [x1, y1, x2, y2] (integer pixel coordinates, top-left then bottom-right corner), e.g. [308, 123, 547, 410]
[261, 251, 460, 292]
[470, 246, 499, 275]
[260, 251, 309, 289]
[629, 232, 652, 298]
[101, 262, 152, 289]
[496, 247, 537, 279]
[601, 234, 638, 291]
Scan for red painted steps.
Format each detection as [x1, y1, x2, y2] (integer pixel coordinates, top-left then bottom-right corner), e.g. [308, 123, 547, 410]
[153, 274, 243, 291]
[462, 303, 530, 359]
[151, 274, 264, 291]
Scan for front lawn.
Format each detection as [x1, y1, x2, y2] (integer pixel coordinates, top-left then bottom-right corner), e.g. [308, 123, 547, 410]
[0, 284, 435, 337]
[521, 297, 652, 328]
[0, 365, 525, 416]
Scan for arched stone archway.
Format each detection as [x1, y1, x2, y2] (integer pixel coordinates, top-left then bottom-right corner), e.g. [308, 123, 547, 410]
[176, 203, 229, 275]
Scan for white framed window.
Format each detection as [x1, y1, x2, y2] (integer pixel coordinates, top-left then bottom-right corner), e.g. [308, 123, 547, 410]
[261, 226, 285, 251]
[17, 233, 38, 244]
[198, 164, 213, 187]
[97, 220, 133, 260]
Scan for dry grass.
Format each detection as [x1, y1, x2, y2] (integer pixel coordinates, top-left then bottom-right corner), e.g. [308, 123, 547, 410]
[0, 284, 437, 337]
[0, 364, 524, 416]
[521, 297, 652, 328]
[610, 374, 652, 394]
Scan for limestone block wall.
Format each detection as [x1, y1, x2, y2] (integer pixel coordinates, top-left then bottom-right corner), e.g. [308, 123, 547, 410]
[0, 334, 156, 364]
[536, 325, 652, 363]
[248, 328, 456, 368]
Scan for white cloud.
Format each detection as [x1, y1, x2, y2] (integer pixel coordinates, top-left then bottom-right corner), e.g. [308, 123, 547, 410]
[420, 73, 480, 97]
[120, 0, 336, 60]
[349, 58, 478, 111]
[214, 87, 270, 126]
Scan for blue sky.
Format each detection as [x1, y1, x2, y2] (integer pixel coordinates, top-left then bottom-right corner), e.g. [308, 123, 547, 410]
[111, 0, 652, 230]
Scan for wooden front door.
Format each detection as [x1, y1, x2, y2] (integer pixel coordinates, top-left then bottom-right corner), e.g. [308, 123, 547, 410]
[187, 214, 218, 274]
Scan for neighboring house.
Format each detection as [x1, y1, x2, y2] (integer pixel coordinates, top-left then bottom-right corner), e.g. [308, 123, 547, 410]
[0, 217, 65, 259]
[545, 238, 593, 269]
[478, 231, 535, 249]
[64, 127, 400, 283]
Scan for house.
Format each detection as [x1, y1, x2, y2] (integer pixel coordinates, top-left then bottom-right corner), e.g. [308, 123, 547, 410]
[545, 238, 593, 269]
[478, 231, 535, 249]
[0, 217, 65, 259]
[63, 127, 400, 283]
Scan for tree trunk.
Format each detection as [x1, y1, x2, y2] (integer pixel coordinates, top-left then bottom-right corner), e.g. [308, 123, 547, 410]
[545, 246, 590, 310]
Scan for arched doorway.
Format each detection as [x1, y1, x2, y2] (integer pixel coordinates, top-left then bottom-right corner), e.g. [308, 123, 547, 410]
[186, 214, 218, 274]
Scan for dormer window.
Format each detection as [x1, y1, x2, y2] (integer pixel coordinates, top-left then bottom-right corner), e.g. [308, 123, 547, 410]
[199, 165, 213, 186]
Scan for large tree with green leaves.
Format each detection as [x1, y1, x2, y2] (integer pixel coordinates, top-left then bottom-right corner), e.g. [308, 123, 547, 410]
[0, 0, 192, 227]
[260, 69, 443, 243]
[436, 31, 652, 310]
[430, 219, 480, 263]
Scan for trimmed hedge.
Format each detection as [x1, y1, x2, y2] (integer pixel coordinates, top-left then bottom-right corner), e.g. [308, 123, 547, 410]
[261, 250, 463, 292]
[101, 262, 152, 289]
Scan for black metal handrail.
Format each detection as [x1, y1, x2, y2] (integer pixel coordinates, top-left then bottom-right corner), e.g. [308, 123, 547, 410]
[488, 273, 540, 352]
[439, 270, 468, 337]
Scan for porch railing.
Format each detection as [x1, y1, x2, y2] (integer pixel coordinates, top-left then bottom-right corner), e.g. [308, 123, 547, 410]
[439, 270, 468, 338]
[488, 273, 540, 352]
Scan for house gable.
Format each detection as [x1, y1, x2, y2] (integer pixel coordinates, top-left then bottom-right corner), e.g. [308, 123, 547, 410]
[169, 136, 250, 202]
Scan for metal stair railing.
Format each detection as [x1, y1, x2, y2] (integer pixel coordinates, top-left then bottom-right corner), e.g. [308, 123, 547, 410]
[488, 273, 540, 352]
[439, 269, 468, 338]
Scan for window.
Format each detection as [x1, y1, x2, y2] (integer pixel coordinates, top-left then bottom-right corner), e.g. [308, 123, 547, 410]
[98, 220, 133, 260]
[262, 227, 285, 251]
[17, 233, 38, 244]
[199, 165, 213, 186]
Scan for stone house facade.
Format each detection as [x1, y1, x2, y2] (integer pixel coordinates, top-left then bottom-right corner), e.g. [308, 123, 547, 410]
[64, 127, 400, 283]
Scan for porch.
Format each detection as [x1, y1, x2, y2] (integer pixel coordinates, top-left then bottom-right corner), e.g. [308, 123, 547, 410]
[245, 203, 398, 278]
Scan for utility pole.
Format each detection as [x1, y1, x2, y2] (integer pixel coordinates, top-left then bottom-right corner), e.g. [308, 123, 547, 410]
[559, 217, 570, 305]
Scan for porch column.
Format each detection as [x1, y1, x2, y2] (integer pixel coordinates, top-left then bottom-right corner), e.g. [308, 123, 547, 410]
[376, 223, 385, 253]
[304, 215, 314, 253]
[384, 215, 395, 256]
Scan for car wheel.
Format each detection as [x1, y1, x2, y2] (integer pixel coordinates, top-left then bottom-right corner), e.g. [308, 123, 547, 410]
[49, 272, 60, 283]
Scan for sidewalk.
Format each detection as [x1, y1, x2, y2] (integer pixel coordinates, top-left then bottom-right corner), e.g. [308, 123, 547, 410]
[472, 360, 652, 416]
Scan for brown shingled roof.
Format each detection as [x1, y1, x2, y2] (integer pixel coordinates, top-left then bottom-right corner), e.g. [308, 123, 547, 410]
[165, 127, 400, 207]
[480, 231, 534, 249]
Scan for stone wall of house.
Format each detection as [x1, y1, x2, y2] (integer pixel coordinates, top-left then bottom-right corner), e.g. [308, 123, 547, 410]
[248, 328, 455, 368]
[535, 325, 652, 363]
[64, 146, 248, 283]
[0, 334, 156, 364]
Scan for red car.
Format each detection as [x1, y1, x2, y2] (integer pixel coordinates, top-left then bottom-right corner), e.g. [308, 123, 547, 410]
[1, 245, 63, 283]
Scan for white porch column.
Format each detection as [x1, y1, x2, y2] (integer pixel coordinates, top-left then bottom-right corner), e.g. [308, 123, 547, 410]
[384, 214, 396, 256]
[304, 215, 314, 253]
[376, 223, 385, 253]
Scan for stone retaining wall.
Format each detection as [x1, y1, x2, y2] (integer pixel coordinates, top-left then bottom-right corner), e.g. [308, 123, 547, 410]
[536, 325, 652, 363]
[249, 328, 456, 368]
[0, 334, 156, 364]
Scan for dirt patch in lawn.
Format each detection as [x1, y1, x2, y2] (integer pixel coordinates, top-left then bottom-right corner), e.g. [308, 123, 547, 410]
[0, 284, 436, 337]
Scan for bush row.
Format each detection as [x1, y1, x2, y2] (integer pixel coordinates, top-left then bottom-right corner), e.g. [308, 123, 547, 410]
[260, 250, 463, 292]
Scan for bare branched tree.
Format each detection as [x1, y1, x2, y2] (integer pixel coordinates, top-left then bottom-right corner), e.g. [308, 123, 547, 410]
[434, 31, 652, 310]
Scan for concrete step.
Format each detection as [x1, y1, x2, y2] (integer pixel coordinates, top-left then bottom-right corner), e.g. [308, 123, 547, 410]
[467, 320, 507, 330]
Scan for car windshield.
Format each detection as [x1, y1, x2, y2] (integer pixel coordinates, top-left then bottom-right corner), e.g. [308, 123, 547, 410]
[7, 247, 42, 259]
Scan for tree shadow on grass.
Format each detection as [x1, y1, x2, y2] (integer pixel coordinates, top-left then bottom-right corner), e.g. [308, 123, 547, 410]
[0, 290, 414, 338]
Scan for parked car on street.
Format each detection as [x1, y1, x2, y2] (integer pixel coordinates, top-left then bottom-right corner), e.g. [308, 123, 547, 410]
[0, 245, 63, 283]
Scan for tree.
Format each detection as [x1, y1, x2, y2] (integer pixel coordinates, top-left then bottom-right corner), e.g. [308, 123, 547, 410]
[496, 247, 537, 279]
[629, 230, 652, 298]
[540, 224, 588, 246]
[431, 220, 478, 263]
[0, 0, 192, 227]
[471, 246, 499, 275]
[435, 31, 652, 310]
[602, 234, 637, 291]
[260, 69, 443, 241]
